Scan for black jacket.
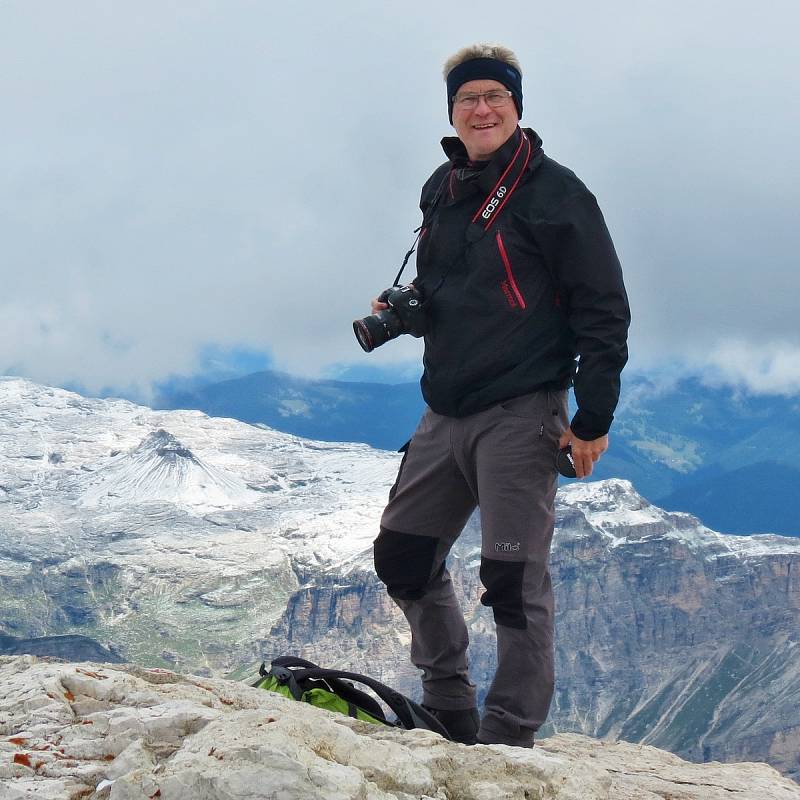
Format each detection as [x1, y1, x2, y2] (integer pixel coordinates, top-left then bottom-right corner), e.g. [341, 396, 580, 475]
[414, 127, 630, 440]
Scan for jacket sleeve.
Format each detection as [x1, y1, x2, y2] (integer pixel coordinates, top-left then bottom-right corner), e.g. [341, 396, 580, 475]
[540, 191, 631, 440]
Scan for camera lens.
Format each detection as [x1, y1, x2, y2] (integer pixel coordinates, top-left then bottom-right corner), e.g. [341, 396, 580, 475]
[353, 317, 380, 352]
[353, 310, 404, 353]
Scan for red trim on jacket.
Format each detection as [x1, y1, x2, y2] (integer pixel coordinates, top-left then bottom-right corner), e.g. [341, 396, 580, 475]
[496, 232, 526, 310]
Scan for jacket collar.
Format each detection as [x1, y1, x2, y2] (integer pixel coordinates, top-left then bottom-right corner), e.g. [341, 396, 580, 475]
[440, 127, 544, 198]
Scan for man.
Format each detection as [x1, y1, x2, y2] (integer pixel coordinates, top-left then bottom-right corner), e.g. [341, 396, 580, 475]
[372, 43, 630, 748]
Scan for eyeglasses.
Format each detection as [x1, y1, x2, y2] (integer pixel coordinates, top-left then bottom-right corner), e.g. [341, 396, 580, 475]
[452, 90, 513, 110]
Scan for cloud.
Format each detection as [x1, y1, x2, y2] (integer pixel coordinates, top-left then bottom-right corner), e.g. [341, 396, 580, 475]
[700, 340, 800, 395]
[1, 0, 798, 394]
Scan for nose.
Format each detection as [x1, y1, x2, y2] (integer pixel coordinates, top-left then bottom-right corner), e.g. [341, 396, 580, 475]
[473, 95, 493, 114]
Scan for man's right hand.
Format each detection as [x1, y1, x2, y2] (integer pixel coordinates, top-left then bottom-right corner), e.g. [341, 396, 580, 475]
[371, 298, 389, 314]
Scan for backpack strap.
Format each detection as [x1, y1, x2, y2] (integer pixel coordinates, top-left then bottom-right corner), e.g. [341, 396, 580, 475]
[268, 664, 305, 700]
[256, 656, 320, 699]
[284, 667, 450, 739]
[258, 657, 450, 739]
[314, 675, 387, 722]
[260, 657, 386, 722]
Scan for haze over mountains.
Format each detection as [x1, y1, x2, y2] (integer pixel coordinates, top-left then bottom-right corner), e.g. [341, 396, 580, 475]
[155, 369, 800, 537]
[1, 376, 798, 782]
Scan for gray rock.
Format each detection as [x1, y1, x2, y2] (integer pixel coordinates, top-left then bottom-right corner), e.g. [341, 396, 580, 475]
[1, 657, 797, 800]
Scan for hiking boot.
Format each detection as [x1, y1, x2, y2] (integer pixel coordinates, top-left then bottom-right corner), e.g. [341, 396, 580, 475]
[422, 705, 480, 745]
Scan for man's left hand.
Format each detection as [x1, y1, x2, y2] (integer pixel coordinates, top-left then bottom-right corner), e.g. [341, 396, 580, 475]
[558, 428, 608, 479]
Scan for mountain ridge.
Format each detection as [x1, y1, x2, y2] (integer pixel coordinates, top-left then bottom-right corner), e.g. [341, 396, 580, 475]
[153, 369, 800, 536]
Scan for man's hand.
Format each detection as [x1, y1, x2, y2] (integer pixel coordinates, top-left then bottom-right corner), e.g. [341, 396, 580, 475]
[371, 297, 389, 314]
[558, 428, 608, 479]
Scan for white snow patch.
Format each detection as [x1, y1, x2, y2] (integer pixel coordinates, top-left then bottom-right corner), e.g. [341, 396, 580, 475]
[80, 429, 259, 513]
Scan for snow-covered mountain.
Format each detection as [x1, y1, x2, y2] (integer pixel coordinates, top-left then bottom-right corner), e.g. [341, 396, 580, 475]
[80, 428, 260, 511]
[0, 376, 398, 671]
[1, 377, 799, 782]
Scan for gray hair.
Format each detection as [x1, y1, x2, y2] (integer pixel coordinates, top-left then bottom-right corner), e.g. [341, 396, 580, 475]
[442, 43, 523, 80]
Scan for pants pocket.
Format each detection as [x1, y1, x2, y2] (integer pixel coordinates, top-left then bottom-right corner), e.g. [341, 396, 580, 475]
[388, 439, 411, 501]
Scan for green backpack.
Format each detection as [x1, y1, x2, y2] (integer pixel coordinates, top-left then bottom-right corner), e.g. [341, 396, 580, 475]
[254, 656, 450, 739]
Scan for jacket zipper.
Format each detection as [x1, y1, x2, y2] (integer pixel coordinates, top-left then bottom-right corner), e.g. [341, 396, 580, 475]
[496, 232, 527, 310]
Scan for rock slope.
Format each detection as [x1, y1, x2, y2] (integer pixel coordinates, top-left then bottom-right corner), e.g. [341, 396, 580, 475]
[1, 656, 798, 800]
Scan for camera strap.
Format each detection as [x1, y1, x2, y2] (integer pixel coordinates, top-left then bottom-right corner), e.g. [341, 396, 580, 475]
[391, 172, 449, 287]
[392, 130, 534, 287]
[469, 130, 533, 234]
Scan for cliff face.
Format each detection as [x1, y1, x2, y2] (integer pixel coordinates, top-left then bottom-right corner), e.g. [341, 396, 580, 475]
[0, 634, 122, 663]
[548, 482, 800, 777]
[2, 656, 799, 800]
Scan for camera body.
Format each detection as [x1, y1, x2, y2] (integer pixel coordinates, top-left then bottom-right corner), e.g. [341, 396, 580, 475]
[353, 284, 427, 353]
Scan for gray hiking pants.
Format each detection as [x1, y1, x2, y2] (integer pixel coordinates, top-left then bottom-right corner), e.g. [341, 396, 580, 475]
[374, 389, 568, 747]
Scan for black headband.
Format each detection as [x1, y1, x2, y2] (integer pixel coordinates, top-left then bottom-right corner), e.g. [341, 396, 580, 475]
[446, 57, 523, 123]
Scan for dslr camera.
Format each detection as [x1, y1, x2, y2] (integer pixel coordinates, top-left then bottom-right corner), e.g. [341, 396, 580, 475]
[353, 284, 427, 353]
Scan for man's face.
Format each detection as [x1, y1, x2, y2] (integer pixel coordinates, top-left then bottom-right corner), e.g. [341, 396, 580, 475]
[451, 79, 519, 162]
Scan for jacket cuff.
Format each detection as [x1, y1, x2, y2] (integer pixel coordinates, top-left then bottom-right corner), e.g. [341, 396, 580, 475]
[570, 409, 613, 441]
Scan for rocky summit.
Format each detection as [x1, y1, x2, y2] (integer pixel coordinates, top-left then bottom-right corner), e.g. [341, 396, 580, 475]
[1, 377, 799, 784]
[1, 656, 799, 800]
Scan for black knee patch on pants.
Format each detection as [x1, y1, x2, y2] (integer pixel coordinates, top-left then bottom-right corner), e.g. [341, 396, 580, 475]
[374, 527, 442, 602]
[480, 558, 526, 629]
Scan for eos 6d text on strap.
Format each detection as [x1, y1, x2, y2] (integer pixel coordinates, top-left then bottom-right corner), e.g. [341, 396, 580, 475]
[471, 130, 532, 233]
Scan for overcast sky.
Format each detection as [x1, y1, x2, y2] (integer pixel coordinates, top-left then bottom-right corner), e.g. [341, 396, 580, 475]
[2, 0, 798, 397]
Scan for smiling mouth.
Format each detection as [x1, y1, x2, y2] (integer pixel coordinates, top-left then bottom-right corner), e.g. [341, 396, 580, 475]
[472, 123, 497, 130]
